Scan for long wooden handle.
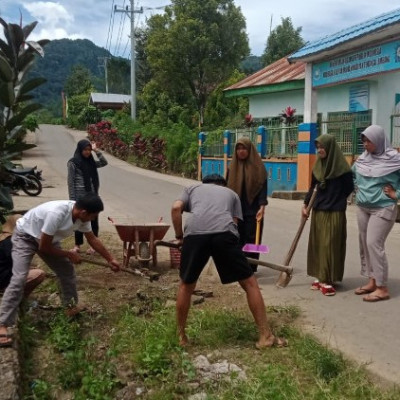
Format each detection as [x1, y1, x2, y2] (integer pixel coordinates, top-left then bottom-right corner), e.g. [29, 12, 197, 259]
[79, 256, 147, 278]
[255, 220, 261, 245]
[247, 257, 292, 274]
[283, 184, 318, 266]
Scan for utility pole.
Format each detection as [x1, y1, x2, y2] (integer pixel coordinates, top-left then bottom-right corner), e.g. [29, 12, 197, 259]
[98, 57, 110, 93]
[115, 1, 143, 120]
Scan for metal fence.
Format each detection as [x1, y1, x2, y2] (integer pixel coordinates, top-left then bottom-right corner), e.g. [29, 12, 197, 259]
[202, 110, 372, 158]
[319, 110, 372, 155]
[260, 116, 303, 157]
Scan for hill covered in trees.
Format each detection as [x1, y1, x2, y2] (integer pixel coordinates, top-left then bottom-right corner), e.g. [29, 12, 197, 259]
[29, 39, 111, 116]
[29, 38, 262, 118]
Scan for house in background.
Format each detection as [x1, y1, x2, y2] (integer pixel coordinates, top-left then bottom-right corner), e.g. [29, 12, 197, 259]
[202, 7, 400, 193]
[89, 93, 131, 111]
[224, 57, 305, 122]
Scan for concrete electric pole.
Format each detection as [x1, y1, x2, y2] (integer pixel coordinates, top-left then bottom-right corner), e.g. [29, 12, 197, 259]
[98, 57, 110, 93]
[114, 1, 143, 120]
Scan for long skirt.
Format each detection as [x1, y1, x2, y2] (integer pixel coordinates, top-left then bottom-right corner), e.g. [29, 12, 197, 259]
[307, 210, 347, 284]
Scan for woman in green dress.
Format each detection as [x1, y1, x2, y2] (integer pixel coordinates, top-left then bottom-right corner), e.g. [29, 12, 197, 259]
[302, 134, 354, 296]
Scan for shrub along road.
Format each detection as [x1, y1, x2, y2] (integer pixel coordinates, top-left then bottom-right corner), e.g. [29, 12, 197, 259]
[11, 124, 400, 385]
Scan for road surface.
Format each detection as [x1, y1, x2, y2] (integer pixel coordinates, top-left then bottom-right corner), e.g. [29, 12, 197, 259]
[12, 124, 400, 385]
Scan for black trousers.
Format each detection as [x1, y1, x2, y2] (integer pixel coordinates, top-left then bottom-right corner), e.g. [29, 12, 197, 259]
[75, 217, 99, 246]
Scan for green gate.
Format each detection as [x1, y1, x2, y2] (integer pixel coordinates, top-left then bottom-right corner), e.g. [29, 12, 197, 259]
[319, 110, 372, 155]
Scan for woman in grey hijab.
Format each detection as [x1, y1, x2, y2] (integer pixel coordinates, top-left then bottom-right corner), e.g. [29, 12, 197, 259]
[352, 125, 400, 302]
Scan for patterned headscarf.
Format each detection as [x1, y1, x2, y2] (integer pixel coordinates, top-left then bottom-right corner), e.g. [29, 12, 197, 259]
[313, 134, 350, 189]
[227, 137, 267, 204]
[68, 139, 100, 192]
[355, 125, 400, 177]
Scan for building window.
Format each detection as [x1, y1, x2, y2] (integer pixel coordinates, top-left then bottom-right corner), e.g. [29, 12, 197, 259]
[277, 168, 281, 181]
[287, 168, 291, 182]
[268, 167, 272, 179]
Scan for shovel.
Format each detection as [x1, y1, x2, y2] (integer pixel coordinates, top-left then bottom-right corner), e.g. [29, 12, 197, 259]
[275, 184, 318, 288]
[79, 256, 160, 282]
[242, 219, 269, 254]
[154, 240, 292, 276]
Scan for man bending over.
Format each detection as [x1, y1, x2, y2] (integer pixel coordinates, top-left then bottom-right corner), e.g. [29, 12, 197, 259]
[171, 174, 287, 349]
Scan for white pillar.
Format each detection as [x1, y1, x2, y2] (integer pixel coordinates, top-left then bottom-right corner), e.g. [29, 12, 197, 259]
[303, 63, 317, 123]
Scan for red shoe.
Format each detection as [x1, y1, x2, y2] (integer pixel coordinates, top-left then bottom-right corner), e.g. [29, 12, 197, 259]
[320, 284, 336, 296]
[310, 280, 321, 290]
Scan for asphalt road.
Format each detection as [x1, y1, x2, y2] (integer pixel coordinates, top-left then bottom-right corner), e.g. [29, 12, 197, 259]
[12, 124, 400, 385]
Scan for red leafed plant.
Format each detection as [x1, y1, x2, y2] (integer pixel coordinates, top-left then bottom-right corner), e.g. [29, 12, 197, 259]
[244, 114, 254, 128]
[280, 106, 297, 125]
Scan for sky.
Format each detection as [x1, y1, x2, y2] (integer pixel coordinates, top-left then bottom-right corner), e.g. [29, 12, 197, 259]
[0, 0, 399, 57]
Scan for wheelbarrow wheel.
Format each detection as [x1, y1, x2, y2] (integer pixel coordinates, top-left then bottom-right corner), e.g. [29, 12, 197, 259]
[138, 242, 150, 268]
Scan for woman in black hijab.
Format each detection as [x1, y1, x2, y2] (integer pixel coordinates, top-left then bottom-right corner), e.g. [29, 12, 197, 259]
[67, 139, 108, 254]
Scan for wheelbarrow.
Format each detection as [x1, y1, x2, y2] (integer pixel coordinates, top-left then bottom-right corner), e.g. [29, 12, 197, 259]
[108, 217, 170, 268]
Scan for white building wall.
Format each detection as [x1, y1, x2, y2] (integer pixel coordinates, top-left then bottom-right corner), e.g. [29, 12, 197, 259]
[248, 71, 400, 136]
[249, 89, 304, 118]
[375, 71, 400, 133]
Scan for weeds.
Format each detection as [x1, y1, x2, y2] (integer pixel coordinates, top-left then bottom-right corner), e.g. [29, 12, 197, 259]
[18, 251, 400, 400]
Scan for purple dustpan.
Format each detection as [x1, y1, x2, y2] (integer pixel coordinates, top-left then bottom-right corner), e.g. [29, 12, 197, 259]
[242, 243, 270, 253]
[242, 220, 269, 253]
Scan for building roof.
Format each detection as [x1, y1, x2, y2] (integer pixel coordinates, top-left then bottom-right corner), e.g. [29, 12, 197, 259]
[290, 8, 400, 62]
[224, 57, 305, 97]
[90, 93, 131, 105]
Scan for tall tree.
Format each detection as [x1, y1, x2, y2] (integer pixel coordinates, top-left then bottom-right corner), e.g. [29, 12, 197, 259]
[107, 58, 130, 94]
[261, 17, 304, 66]
[64, 65, 93, 97]
[146, 0, 249, 126]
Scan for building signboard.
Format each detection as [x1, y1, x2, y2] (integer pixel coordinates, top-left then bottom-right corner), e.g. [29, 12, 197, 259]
[312, 40, 400, 87]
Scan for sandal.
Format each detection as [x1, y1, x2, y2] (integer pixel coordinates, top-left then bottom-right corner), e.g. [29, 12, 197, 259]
[320, 284, 336, 296]
[0, 333, 13, 347]
[71, 245, 81, 253]
[310, 280, 321, 290]
[354, 287, 374, 295]
[86, 247, 95, 255]
[256, 335, 288, 349]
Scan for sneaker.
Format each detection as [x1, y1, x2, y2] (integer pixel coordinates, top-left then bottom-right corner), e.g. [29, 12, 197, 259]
[71, 245, 81, 253]
[310, 280, 321, 290]
[320, 284, 336, 296]
[86, 247, 95, 255]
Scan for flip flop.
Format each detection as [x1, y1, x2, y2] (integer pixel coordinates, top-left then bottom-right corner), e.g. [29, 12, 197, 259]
[0, 333, 13, 347]
[256, 335, 288, 349]
[354, 287, 374, 295]
[363, 294, 390, 302]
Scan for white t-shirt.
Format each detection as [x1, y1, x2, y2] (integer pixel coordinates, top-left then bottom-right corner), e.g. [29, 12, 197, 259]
[16, 200, 92, 243]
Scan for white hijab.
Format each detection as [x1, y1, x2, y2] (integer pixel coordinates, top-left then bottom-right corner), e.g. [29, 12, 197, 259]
[355, 125, 400, 177]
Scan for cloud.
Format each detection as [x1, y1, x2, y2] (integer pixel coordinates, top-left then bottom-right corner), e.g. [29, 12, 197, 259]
[21, 1, 91, 41]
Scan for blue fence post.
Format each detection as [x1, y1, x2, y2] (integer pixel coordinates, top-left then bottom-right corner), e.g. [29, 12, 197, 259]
[257, 125, 266, 157]
[223, 130, 231, 178]
[198, 131, 206, 181]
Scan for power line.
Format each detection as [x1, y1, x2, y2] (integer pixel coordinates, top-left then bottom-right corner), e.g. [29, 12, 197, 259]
[105, 0, 116, 53]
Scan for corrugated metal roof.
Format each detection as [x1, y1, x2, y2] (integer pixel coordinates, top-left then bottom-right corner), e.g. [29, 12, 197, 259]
[290, 8, 400, 60]
[224, 57, 305, 91]
[90, 93, 131, 104]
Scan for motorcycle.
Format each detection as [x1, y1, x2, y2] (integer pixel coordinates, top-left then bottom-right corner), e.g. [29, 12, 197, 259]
[3, 164, 43, 196]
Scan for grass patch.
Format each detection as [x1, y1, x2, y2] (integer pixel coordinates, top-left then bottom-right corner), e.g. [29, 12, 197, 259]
[17, 236, 400, 399]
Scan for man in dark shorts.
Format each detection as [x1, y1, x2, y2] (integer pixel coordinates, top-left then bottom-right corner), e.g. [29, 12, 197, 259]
[171, 174, 287, 349]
